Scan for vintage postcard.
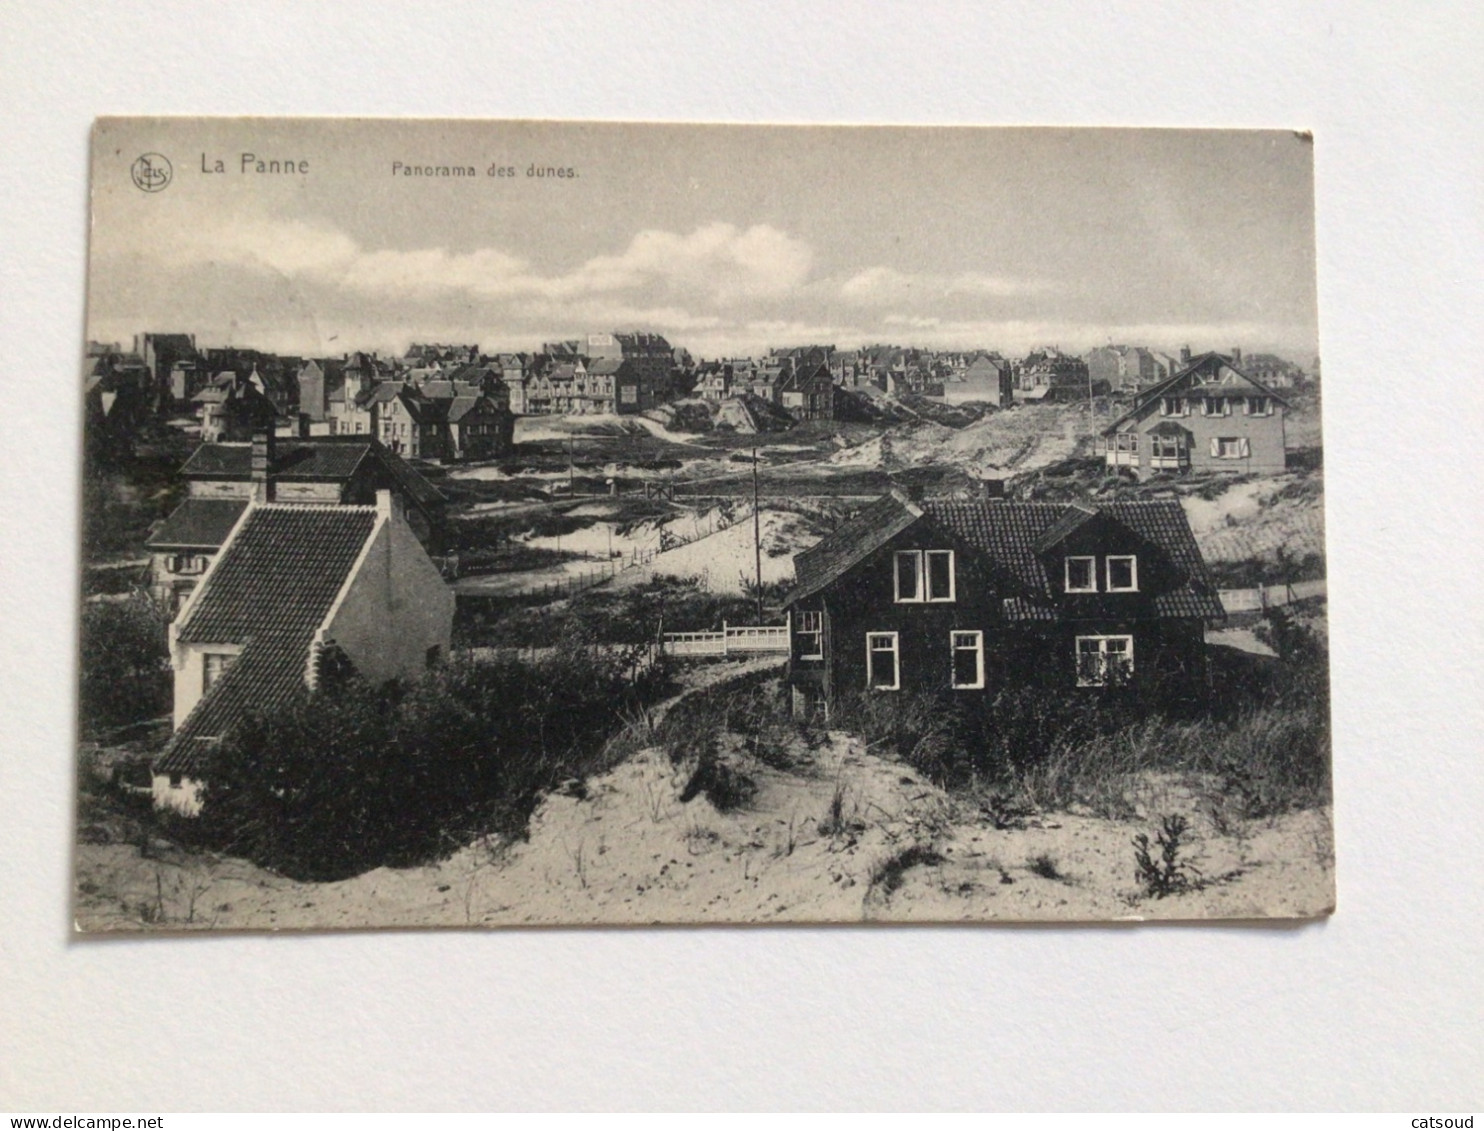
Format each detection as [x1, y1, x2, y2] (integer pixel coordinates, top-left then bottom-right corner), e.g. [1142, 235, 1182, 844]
[76, 118, 1332, 930]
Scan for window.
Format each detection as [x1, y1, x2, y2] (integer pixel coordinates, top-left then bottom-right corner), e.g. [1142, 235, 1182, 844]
[1106, 555, 1138, 592]
[951, 630, 985, 690]
[620, 386, 638, 404]
[1245, 396, 1272, 416]
[894, 550, 956, 603]
[1201, 396, 1230, 416]
[796, 610, 824, 660]
[894, 550, 921, 601]
[925, 550, 954, 601]
[202, 651, 236, 692]
[866, 632, 900, 691]
[1065, 555, 1097, 593]
[1076, 635, 1134, 687]
[1211, 436, 1251, 459]
[1151, 434, 1186, 460]
[1159, 396, 1187, 417]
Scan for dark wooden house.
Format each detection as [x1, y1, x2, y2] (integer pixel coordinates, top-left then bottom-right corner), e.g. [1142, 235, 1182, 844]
[783, 490, 1224, 715]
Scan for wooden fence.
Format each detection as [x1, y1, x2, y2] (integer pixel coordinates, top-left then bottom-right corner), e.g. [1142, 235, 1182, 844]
[1218, 578, 1326, 614]
[662, 619, 791, 657]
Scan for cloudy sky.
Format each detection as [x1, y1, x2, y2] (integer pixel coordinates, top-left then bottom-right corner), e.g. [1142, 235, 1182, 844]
[89, 119, 1318, 361]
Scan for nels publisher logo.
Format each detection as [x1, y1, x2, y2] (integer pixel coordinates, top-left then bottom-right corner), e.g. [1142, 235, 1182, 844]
[130, 152, 172, 192]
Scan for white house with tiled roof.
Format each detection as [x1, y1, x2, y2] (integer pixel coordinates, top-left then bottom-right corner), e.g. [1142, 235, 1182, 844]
[152, 490, 454, 814]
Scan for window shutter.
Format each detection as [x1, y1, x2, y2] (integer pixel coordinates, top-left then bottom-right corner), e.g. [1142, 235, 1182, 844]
[1210, 437, 1221, 458]
[1239, 437, 1251, 458]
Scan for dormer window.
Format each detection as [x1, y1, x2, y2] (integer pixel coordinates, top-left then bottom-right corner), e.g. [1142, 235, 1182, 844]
[1106, 555, 1139, 592]
[202, 651, 236, 692]
[1065, 556, 1097, 593]
[1201, 396, 1230, 416]
[1245, 396, 1272, 416]
[1159, 396, 1188, 417]
[894, 550, 956, 603]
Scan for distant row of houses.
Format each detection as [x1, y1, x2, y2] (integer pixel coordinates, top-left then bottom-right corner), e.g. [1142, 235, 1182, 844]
[87, 331, 1313, 465]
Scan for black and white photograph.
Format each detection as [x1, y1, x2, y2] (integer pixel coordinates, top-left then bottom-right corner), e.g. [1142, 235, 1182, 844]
[73, 118, 1334, 930]
[4, 0, 1482, 1113]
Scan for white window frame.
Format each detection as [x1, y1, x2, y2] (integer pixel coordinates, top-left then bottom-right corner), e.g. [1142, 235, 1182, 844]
[202, 650, 237, 693]
[1245, 395, 1272, 416]
[1160, 396, 1187, 417]
[1105, 555, 1139, 592]
[866, 631, 900, 691]
[1212, 436, 1250, 459]
[796, 610, 824, 661]
[894, 549, 956, 603]
[950, 630, 985, 690]
[1201, 396, 1230, 417]
[924, 550, 956, 602]
[893, 550, 923, 603]
[1064, 555, 1097, 593]
[1075, 634, 1135, 687]
[1151, 434, 1186, 460]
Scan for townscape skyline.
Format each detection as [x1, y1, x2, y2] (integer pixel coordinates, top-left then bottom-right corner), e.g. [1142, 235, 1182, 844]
[89, 121, 1320, 363]
[91, 326, 1317, 370]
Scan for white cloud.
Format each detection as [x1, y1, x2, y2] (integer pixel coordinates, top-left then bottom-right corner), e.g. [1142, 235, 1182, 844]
[840, 266, 1050, 306]
[121, 213, 815, 310]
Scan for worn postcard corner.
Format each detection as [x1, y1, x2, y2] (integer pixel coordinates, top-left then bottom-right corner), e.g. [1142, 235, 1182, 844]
[77, 118, 1331, 932]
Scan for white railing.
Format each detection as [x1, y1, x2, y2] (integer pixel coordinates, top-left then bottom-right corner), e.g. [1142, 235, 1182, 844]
[661, 618, 791, 657]
[1219, 578, 1326, 614]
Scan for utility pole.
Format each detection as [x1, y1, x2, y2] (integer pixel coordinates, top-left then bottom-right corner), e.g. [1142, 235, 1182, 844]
[753, 437, 763, 625]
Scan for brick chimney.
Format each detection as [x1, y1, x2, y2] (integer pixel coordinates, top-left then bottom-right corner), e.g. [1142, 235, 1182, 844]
[250, 430, 275, 503]
[1231, 346, 1242, 364]
[1179, 344, 1191, 363]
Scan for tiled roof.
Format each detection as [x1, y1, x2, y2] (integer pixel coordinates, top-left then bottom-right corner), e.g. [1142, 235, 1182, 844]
[182, 441, 369, 480]
[367, 381, 406, 404]
[446, 395, 481, 422]
[157, 505, 380, 775]
[399, 393, 449, 423]
[146, 499, 248, 550]
[178, 439, 443, 510]
[787, 493, 1222, 620]
[175, 506, 377, 646]
[1103, 352, 1291, 434]
[1032, 500, 1098, 553]
[789, 492, 923, 603]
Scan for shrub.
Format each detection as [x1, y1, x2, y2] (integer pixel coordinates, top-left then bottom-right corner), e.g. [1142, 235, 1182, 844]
[869, 844, 946, 897]
[1027, 853, 1064, 881]
[832, 691, 964, 779]
[1133, 814, 1200, 898]
[78, 593, 172, 735]
[196, 645, 676, 880]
